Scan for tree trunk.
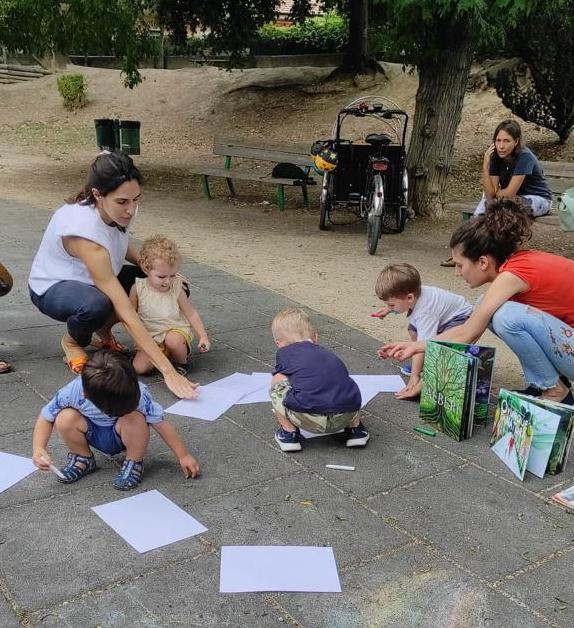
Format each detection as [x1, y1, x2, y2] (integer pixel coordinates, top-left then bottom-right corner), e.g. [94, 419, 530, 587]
[407, 18, 477, 218]
[334, 0, 381, 75]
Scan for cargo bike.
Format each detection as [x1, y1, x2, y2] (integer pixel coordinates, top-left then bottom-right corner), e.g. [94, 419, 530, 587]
[311, 96, 409, 255]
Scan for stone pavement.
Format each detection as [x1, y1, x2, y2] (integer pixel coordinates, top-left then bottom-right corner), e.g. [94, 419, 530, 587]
[1, 197, 573, 628]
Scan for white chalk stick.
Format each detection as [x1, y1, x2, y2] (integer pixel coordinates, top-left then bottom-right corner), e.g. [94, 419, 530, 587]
[49, 463, 66, 480]
[325, 464, 355, 471]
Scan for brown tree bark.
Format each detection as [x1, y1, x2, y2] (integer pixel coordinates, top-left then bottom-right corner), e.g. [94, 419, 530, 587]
[333, 0, 381, 76]
[407, 17, 478, 218]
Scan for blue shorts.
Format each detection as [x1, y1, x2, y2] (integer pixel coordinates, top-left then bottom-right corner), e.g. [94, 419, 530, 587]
[85, 419, 125, 455]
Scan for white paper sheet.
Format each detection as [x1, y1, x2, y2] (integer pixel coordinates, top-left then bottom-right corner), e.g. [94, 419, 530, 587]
[351, 374, 405, 393]
[0, 452, 37, 494]
[92, 490, 207, 553]
[351, 374, 405, 407]
[236, 372, 273, 404]
[219, 546, 341, 592]
[300, 428, 344, 440]
[166, 384, 245, 420]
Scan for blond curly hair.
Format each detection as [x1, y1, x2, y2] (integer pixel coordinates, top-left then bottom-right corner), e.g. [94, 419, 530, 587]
[139, 235, 181, 273]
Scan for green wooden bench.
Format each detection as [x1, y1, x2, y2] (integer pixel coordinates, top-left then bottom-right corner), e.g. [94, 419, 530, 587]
[190, 138, 316, 210]
[449, 160, 574, 227]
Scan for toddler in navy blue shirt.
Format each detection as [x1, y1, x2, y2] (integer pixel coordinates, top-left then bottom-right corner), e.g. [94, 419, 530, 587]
[270, 308, 369, 452]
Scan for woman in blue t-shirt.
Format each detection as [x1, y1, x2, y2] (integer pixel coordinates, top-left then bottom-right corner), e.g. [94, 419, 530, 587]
[474, 119, 551, 217]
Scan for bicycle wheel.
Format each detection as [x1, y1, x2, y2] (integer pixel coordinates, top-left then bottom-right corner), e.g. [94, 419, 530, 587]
[319, 193, 331, 230]
[367, 213, 382, 255]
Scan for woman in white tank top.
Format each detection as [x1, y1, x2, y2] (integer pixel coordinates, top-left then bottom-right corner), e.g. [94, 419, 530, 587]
[28, 152, 197, 400]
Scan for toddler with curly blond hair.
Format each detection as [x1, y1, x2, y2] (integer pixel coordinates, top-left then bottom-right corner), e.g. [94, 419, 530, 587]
[130, 235, 209, 374]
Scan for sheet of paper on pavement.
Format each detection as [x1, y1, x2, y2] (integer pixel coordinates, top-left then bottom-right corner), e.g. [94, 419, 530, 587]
[166, 384, 246, 420]
[219, 545, 341, 592]
[92, 489, 207, 553]
[0, 452, 37, 494]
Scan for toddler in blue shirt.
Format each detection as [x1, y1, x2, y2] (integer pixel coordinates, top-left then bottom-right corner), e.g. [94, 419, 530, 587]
[270, 308, 369, 452]
[32, 350, 200, 490]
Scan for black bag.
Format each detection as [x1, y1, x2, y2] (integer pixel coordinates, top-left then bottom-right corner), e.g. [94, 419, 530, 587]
[0, 262, 13, 297]
[272, 162, 308, 181]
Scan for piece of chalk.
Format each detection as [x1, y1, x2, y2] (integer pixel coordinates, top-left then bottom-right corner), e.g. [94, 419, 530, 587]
[413, 427, 437, 437]
[49, 464, 66, 480]
[46, 462, 66, 479]
[325, 464, 355, 471]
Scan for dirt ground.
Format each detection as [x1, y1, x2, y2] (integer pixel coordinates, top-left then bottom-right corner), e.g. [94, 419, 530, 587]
[1, 62, 573, 389]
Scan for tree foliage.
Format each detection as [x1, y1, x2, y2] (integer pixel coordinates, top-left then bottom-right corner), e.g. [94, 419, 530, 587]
[492, 1, 574, 143]
[0, 0, 156, 88]
[372, 0, 544, 217]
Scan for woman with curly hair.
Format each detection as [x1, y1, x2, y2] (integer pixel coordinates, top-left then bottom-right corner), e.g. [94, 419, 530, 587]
[382, 198, 574, 405]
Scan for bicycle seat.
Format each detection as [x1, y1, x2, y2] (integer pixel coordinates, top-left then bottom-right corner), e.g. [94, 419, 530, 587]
[365, 133, 392, 146]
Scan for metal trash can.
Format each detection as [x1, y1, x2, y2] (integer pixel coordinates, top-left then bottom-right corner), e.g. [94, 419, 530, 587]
[94, 118, 118, 151]
[119, 120, 141, 155]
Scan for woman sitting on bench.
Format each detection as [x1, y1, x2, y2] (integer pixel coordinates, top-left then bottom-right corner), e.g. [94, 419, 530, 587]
[474, 119, 551, 217]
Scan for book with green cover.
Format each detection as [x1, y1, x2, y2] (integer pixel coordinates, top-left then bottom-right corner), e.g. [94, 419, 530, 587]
[434, 342, 495, 425]
[419, 341, 488, 441]
[490, 389, 574, 480]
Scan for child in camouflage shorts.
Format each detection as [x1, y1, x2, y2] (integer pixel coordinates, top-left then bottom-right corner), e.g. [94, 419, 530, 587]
[270, 308, 370, 452]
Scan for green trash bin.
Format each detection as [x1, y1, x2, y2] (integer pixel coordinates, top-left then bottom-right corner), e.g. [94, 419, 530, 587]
[94, 118, 118, 151]
[119, 120, 141, 155]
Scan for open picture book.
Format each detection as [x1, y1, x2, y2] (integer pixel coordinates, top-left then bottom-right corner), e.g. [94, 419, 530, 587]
[490, 389, 574, 480]
[419, 341, 496, 441]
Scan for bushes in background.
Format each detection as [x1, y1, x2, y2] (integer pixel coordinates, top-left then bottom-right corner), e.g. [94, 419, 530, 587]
[57, 74, 87, 110]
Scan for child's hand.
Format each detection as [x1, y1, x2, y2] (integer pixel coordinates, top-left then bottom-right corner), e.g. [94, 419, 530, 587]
[371, 305, 391, 319]
[179, 453, 201, 479]
[33, 448, 51, 471]
[198, 336, 211, 353]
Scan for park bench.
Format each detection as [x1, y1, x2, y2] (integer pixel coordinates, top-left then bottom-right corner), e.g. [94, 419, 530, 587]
[449, 160, 574, 227]
[190, 137, 316, 210]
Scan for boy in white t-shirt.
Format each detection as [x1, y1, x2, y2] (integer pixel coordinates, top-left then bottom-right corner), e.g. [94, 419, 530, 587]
[373, 263, 472, 400]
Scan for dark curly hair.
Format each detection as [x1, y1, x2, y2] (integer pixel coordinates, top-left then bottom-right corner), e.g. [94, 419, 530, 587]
[449, 198, 532, 267]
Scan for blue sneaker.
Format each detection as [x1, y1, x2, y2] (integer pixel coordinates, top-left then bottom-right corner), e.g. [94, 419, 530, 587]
[274, 427, 302, 452]
[400, 364, 412, 376]
[345, 423, 370, 448]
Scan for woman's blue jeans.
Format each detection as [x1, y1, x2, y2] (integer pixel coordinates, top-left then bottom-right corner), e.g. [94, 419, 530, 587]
[30, 281, 114, 347]
[490, 301, 574, 389]
[29, 265, 143, 347]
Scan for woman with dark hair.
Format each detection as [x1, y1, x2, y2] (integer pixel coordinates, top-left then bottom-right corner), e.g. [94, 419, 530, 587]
[28, 152, 198, 399]
[441, 119, 551, 266]
[474, 119, 551, 217]
[381, 199, 574, 405]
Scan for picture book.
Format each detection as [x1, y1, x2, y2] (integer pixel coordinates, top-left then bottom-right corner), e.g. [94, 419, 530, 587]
[490, 389, 574, 480]
[419, 341, 496, 441]
[551, 485, 574, 511]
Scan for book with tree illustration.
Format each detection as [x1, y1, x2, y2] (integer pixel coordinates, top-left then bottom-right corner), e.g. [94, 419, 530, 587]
[490, 389, 574, 480]
[419, 341, 496, 441]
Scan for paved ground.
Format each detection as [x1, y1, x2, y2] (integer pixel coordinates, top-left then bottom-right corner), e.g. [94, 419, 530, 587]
[1, 197, 573, 628]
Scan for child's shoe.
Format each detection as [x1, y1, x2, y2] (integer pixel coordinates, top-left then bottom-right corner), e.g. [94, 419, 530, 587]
[274, 427, 302, 452]
[113, 459, 144, 490]
[345, 423, 370, 448]
[57, 452, 97, 483]
[400, 363, 412, 376]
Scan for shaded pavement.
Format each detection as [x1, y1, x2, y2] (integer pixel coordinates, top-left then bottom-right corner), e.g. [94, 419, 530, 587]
[1, 198, 573, 628]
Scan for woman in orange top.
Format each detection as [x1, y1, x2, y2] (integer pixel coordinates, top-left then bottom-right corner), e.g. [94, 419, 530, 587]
[381, 199, 574, 405]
